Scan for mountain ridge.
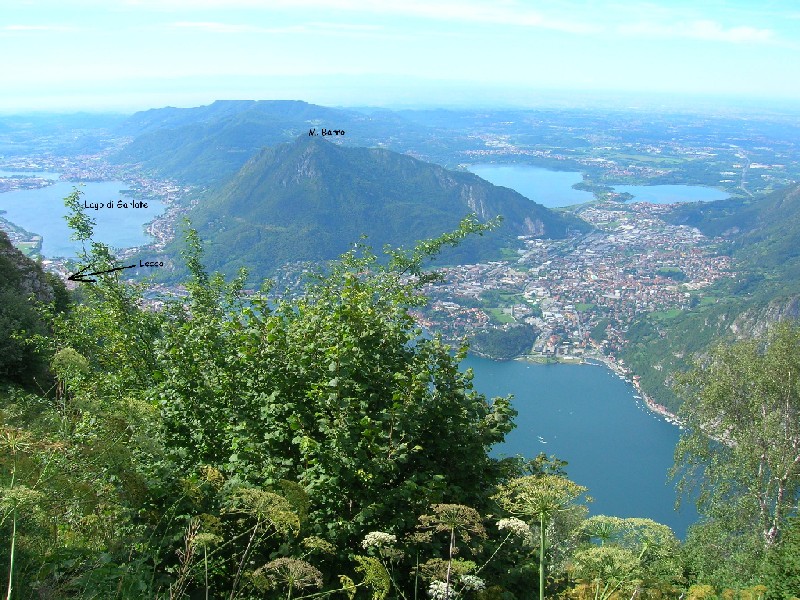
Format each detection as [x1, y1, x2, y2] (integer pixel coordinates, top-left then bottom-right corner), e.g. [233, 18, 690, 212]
[110, 100, 434, 185]
[174, 135, 589, 279]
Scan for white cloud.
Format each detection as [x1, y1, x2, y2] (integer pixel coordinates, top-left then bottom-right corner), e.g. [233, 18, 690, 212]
[344, 0, 598, 34]
[2, 24, 75, 32]
[171, 20, 385, 36]
[306, 21, 382, 32]
[172, 21, 276, 33]
[126, 0, 598, 34]
[618, 19, 775, 44]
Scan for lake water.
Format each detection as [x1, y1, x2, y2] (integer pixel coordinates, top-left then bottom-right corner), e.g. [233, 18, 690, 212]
[0, 178, 165, 257]
[463, 355, 699, 539]
[469, 164, 729, 207]
[468, 164, 594, 207]
[614, 184, 729, 204]
[0, 170, 62, 179]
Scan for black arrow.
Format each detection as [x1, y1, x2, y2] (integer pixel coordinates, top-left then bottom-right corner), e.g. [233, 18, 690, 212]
[68, 263, 136, 283]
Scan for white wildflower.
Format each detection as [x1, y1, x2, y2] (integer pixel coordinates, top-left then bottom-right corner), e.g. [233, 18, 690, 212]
[497, 517, 534, 546]
[459, 574, 486, 592]
[497, 517, 530, 536]
[362, 531, 397, 549]
[428, 580, 459, 600]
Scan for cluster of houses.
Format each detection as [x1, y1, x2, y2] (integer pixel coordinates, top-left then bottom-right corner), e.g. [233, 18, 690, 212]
[420, 199, 732, 359]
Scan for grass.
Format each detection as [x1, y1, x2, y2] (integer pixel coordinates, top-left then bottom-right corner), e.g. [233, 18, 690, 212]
[650, 308, 683, 321]
[15, 242, 40, 257]
[480, 290, 531, 307]
[606, 153, 683, 165]
[574, 302, 595, 312]
[602, 220, 622, 229]
[486, 308, 516, 324]
[499, 247, 521, 260]
[501, 293, 529, 305]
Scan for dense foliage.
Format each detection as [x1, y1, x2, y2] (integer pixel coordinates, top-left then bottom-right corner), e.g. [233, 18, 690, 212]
[1, 192, 798, 598]
[0, 231, 68, 384]
[1, 205, 524, 598]
[156, 226, 518, 563]
[672, 322, 800, 590]
[469, 324, 538, 360]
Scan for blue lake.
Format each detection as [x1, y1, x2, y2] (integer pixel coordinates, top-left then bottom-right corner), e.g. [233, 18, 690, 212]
[0, 179, 165, 258]
[468, 164, 594, 208]
[469, 164, 729, 206]
[614, 184, 729, 204]
[463, 355, 699, 539]
[0, 170, 62, 179]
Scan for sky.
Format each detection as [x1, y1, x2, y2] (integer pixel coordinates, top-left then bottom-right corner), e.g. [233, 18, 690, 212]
[2, 0, 800, 113]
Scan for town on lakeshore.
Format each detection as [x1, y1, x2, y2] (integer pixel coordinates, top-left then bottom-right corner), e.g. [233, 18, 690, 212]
[410, 198, 730, 425]
[0, 155, 739, 428]
[416, 200, 729, 356]
[0, 152, 193, 273]
[2, 103, 796, 429]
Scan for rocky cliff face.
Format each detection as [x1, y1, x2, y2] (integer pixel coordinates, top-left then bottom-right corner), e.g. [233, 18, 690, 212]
[0, 231, 60, 303]
[730, 296, 800, 338]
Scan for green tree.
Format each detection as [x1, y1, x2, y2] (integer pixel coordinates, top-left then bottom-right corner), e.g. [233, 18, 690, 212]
[2, 206, 171, 596]
[493, 474, 589, 600]
[48, 188, 163, 401]
[761, 517, 800, 599]
[155, 217, 516, 572]
[672, 322, 800, 555]
[680, 518, 764, 591]
[17, 195, 517, 596]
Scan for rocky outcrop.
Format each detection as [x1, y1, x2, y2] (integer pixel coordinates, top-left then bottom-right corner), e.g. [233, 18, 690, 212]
[0, 231, 60, 303]
[730, 296, 800, 338]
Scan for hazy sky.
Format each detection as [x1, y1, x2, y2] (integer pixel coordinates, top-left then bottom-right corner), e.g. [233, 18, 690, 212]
[3, 0, 800, 112]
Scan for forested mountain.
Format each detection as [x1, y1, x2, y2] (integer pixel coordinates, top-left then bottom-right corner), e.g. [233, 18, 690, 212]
[176, 135, 589, 279]
[0, 230, 68, 383]
[110, 100, 436, 184]
[623, 183, 800, 411]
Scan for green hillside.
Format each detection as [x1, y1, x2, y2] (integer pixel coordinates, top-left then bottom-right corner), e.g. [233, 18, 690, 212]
[174, 135, 589, 279]
[110, 100, 435, 185]
[0, 230, 68, 384]
[2, 201, 796, 597]
[0, 218, 800, 600]
[623, 183, 800, 411]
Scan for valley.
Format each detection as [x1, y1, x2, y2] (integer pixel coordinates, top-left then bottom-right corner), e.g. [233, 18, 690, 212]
[2, 100, 800, 416]
[5, 1, 800, 595]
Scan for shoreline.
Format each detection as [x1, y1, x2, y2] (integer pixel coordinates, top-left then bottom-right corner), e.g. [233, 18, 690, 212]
[570, 354, 685, 428]
[471, 350, 687, 429]
[584, 356, 685, 428]
[1, 174, 187, 268]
